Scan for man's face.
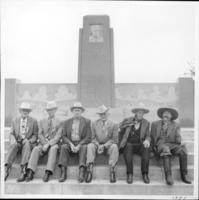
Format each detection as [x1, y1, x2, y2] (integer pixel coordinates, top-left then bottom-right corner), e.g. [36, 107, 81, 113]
[99, 112, 109, 121]
[72, 108, 83, 118]
[47, 108, 57, 118]
[20, 109, 30, 118]
[162, 111, 172, 122]
[135, 111, 144, 120]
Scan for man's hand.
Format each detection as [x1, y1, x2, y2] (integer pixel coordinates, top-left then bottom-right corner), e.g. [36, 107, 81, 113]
[143, 139, 150, 148]
[97, 145, 104, 154]
[73, 144, 81, 153]
[70, 143, 76, 152]
[42, 143, 50, 152]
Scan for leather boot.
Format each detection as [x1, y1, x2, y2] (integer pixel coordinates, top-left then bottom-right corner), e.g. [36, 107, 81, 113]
[163, 156, 174, 185]
[59, 166, 67, 182]
[43, 170, 51, 182]
[110, 166, 116, 183]
[142, 173, 150, 184]
[78, 166, 85, 183]
[26, 169, 34, 182]
[85, 163, 93, 183]
[127, 173, 133, 184]
[179, 153, 192, 184]
[17, 164, 27, 182]
[4, 164, 11, 181]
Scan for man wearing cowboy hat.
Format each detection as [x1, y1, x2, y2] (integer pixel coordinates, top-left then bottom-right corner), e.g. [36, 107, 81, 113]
[151, 107, 191, 185]
[119, 103, 151, 184]
[85, 105, 119, 183]
[25, 101, 62, 182]
[4, 102, 38, 182]
[58, 102, 92, 183]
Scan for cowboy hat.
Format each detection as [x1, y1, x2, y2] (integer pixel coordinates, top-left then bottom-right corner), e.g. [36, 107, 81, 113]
[70, 102, 85, 112]
[96, 105, 110, 114]
[131, 103, 149, 114]
[19, 102, 32, 111]
[46, 101, 58, 111]
[157, 107, 179, 121]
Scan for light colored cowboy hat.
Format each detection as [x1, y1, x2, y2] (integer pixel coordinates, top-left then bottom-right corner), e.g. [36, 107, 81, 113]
[46, 101, 58, 111]
[19, 102, 32, 111]
[131, 103, 149, 114]
[96, 105, 110, 114]
[70, 102, 85, 112]
[157, 107, 179, 121]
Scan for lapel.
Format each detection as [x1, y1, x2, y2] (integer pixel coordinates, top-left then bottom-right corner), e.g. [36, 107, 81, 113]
[26, 116, 32, 136]
[167, 122, 174, 137]
[67, 118, 73, 138]
[79, 117, 85, 136]
[140, 119, 146, 138]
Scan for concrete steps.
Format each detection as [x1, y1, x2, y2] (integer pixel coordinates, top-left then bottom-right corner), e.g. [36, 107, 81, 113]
[7, 165, 194, 181]
[5, 179, 194, 195]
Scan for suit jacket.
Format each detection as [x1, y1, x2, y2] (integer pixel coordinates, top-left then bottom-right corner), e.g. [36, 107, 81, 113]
[119, 117, 150, 148]
[91, 119, 119, 148]
[150, 120, 181, 148]
[38, 117, 62, 146]
[10, 116, 38, 144]
[61, 116, 92, 145]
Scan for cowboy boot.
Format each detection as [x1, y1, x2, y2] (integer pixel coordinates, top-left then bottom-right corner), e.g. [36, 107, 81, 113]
[4, 164, 11, 181]
[142, 173, 150, 184]
[25, 169, 34, 182]
[126, 173, 133, 184]
[163, 156, 174, 185]
[43, 170, 51, 182]
[85, 163, 93, 183]
[110, 166, 116, 183]
[17, 164, 27, 182]
[59, 166, 67, 182]
[179, 153, 192, 184]
[78, 166, 85, 183]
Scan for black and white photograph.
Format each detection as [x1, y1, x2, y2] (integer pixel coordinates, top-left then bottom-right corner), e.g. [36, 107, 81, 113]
[1, 0, 199, 199]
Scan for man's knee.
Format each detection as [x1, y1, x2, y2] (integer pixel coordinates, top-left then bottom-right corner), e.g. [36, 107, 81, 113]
[87, 143, 96, 151]
[61, 144, 70, 151]
[49, 145, 58, 152]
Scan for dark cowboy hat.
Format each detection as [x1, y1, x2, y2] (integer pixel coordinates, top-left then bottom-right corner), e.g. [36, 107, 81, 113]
[157, 107, 179, 121]
[70, 102, 85, 112]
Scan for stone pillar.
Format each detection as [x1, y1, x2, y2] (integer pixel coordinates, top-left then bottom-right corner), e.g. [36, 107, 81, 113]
[178, 77, 194, 127]
[78, 15, 115, 107]
[5, 79, 19, 126]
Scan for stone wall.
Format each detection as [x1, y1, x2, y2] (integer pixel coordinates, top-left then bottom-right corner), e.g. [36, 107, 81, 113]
[5, 78, 194, 127]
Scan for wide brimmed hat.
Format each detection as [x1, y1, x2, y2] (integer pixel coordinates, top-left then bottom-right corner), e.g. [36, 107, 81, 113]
[157, 107, 179, 120]
[19, 102, 32, 111]
[131, 103, 149, 114]
[70, 102, 85, 112]
[46, 101, 58, 111]
[96, 105, 110, 114]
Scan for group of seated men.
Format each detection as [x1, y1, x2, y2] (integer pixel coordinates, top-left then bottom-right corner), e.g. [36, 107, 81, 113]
[4, 101, 192, 185]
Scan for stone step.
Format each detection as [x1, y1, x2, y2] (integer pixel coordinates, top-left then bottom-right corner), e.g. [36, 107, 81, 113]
[5, 179, 194, 195]
[4, 151, 194, 166]
[7, 165, 194, 182]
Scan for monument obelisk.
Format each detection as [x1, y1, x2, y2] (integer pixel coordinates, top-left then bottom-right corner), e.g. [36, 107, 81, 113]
[78, 15, 115, 107]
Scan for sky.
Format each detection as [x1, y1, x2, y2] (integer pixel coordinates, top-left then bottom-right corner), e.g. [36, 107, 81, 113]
[1, 0, 198, 83]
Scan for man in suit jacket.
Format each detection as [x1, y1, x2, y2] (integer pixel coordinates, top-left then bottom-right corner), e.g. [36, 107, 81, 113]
[4, 102, 38, 182]
[119, 104, 151, 184]
[150, 107, 191, 185]
[58, 102, 92, 183]
[26, 101, 62, 182]
[85, 105, 119, 183]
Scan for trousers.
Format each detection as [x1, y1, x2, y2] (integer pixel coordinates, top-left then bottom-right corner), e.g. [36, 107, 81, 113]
[86, 143, 119, 167]
[27, 144, 59, 173]
[123, 143, 150, 174]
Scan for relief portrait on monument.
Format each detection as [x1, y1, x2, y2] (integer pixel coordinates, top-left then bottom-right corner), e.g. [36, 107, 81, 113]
[89, 24, 104, 43]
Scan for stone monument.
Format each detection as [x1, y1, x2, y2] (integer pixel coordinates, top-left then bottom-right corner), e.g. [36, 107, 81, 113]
[78, 15, 115, 107]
